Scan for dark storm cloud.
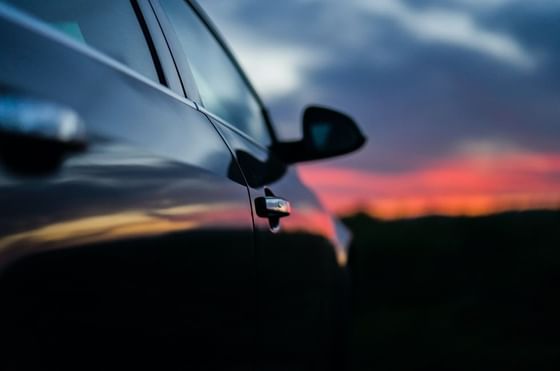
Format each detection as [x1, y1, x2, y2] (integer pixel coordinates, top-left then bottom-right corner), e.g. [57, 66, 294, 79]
[199, 0, 560, 172]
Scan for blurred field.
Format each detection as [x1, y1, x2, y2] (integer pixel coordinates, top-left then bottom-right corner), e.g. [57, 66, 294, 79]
[344, 210, 560, 371]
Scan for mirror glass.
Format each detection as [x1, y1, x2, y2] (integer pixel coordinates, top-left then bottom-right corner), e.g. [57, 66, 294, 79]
[273, 105, 366, 164]
[303, 106, 366, 159]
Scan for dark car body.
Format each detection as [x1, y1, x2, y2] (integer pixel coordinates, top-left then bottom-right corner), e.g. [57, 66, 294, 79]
[0, 1, 362, 370]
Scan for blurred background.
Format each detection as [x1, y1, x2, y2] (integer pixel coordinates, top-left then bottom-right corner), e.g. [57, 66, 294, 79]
[200, 0, 559, 219]
[199, 1, 560, 370]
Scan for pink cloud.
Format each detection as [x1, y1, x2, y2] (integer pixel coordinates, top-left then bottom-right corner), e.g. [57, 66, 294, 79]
[298, 152, 560, 218]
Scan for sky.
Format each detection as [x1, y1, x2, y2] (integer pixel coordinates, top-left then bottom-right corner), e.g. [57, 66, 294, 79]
[199, 0, 560, 218]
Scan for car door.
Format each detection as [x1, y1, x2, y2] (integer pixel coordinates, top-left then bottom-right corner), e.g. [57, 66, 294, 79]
[154, 1, 352, 370]
[0, 1, 256, 370]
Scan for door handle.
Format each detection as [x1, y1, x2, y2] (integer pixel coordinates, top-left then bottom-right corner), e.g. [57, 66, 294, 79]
[255, 196, 291, 219]
[255, 193, 291, 233]
[0, 96, 87, 146]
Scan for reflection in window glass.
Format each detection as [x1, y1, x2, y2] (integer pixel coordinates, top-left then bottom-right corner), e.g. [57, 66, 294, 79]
[2, 0, 160, 84]
[161, 0, 270, 145]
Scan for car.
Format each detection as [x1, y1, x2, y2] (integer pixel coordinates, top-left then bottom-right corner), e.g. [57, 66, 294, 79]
[0, 1, 366, 370]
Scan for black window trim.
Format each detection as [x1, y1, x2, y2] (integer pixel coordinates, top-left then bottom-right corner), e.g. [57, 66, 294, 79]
[134, 0, 185, 96]
[130, 0, 166, 86]
[151, 0, 279, 145]
[149, 0, 202, 104]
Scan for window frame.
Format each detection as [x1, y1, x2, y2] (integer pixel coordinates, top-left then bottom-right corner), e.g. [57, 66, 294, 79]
[135, 0, 185, 96]
[150, 0, 279, 146]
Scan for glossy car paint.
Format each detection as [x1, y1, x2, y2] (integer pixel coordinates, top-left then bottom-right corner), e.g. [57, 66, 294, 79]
[0, 4, 256, 369]
[0, 1, 352, 370]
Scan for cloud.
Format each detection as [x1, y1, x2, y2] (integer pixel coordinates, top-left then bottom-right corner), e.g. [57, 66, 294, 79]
[299, 151, 560, 217]
[199, 0, 560, 176]
[354, 0, 537, 69]
[449, 0, 560, 10]
[198, 1, 325, 99]
[450, 0, 515, 9]
[230, 41, 321, 99]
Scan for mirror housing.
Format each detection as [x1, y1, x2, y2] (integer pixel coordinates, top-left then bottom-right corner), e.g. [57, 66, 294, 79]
[274, 105, 366, 164]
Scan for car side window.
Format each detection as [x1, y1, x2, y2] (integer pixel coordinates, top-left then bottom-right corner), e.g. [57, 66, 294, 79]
[2, 0, 160, 84]
[160, 0, 271, 146]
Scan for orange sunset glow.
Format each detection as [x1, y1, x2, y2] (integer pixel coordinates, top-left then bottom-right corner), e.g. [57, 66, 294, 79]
[299, 151, 560, 219]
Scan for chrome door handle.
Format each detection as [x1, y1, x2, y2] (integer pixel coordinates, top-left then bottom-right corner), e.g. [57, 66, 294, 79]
[0, 96, 87, 146]
[255, 196, 291, 218]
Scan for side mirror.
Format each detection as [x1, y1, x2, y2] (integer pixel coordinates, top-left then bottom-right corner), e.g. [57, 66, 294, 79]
[274, 105, 366, 164]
